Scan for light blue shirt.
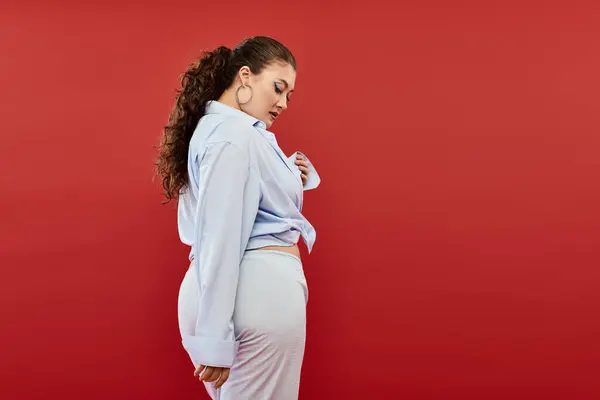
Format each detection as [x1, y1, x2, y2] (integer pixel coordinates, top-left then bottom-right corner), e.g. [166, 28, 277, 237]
[177, 100, 320, 368]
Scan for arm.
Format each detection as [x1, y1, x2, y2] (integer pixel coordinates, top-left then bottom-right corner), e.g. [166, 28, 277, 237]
[182, 141, 260, 369]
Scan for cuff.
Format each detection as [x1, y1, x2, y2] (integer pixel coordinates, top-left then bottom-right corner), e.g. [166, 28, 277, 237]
[290, 151, 321, 191]
[182, 334, 240, 368]
[303, 157, 321, 190]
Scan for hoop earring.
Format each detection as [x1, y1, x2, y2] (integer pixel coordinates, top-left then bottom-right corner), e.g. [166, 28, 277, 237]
[235, 84, 253, 106]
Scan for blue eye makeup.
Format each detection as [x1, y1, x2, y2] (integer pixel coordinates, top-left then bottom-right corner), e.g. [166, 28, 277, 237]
[274, 81, 292, 102]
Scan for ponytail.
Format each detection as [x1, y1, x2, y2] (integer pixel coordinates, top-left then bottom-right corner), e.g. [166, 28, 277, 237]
[155, 46, 232, 202]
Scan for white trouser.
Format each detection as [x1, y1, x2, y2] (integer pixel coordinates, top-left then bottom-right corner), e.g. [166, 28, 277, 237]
[178, 250, 309, 400]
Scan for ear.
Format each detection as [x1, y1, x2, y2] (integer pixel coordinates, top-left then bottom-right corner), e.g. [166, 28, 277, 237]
[237, 66, 251, 86]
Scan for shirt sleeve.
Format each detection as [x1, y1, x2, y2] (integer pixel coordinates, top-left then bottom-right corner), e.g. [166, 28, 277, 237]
[288, 151, 321, 191]
[302, 154, 321, 191]
[181, 141, 260, 368]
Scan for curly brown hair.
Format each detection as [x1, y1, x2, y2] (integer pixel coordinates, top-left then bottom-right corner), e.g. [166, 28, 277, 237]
[155, 36, 296, 202]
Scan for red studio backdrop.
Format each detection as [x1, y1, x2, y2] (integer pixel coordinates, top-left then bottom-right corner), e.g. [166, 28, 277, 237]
[1, 1, 600, 399]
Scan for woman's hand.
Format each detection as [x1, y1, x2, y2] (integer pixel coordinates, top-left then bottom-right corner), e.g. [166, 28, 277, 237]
[295, 153, 309, 185]
[194, 364, 231, 390]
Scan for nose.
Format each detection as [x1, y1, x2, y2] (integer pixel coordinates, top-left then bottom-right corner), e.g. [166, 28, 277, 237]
[277, 97, 288, 111]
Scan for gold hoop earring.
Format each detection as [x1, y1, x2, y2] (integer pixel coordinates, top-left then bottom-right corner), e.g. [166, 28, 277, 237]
[235, 84, 253, 106]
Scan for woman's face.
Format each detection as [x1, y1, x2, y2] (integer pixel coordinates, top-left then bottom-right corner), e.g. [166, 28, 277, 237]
[238, 62, 296, 128]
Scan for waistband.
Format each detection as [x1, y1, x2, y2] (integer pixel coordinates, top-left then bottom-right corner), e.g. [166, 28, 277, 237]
[244, 249, 302, 265]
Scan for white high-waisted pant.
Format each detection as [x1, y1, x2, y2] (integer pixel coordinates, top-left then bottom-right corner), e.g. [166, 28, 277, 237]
[178, 250, 309, 400]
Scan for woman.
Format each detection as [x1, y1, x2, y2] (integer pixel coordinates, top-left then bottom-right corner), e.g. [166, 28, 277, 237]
[155, 36, 320, 399]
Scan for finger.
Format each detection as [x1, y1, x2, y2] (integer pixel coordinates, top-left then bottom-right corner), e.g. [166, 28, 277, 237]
[194, 365, 206, 377]
[199, 366, 214, 381]
[214, 368, 230, 390]
[298, 166, 309, 174]
[200, 367, 215, 382]
[295, 159, 308, 167]
[296, 153, 305, 160]
[301, 174, 308, 184]
[203, 367, 221, 382]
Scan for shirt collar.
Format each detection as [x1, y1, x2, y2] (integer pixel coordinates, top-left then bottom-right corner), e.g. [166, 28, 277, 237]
[205, 100, 267, 130]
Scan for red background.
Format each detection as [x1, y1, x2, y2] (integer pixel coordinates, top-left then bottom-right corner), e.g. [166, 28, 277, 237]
[2, 1, 600, 399]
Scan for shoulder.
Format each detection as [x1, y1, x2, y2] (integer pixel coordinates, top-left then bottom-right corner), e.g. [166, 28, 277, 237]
[208, 116, 261, 150]
[190, 114, 264, 170]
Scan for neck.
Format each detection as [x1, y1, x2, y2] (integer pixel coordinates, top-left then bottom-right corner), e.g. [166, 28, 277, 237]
[217, 88, 241, 111]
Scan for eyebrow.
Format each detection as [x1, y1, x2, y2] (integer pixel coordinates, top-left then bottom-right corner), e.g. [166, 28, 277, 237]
[277, 78, 294, 92]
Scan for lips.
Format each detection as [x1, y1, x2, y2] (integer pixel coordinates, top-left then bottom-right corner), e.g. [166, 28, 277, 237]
[269, 111, 279, 120]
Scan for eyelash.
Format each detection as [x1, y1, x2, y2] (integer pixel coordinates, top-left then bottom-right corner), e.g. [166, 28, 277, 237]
[274, 82, 291, 101]
[274, 82, 283, 94]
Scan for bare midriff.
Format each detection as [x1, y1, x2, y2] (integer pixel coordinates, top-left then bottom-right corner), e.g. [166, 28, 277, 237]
[189, 244, 301, 269]
[252, 244, 301, 259]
